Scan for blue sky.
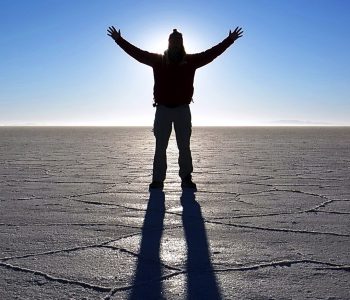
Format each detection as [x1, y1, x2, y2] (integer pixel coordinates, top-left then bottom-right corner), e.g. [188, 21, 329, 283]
[1, 0, 349, 126]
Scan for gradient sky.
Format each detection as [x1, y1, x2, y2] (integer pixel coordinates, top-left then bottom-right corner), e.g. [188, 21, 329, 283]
[1, 0, 349, 126]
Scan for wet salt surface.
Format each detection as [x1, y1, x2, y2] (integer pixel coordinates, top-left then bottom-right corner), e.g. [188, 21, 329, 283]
[0, 126, 349, 299]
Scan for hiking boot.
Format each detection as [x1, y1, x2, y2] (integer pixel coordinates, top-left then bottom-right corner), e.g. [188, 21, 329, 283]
[149, 181, 164, 190]
[181, 176, 197, 191]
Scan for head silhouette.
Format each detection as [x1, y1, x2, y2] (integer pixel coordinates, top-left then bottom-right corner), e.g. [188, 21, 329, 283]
[165, 29, 186, 64]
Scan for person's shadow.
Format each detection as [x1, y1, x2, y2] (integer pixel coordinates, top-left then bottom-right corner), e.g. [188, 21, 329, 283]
[128, 189, 221, 299]
[181, 189, 222, 300]
[128, 189, 165, 300]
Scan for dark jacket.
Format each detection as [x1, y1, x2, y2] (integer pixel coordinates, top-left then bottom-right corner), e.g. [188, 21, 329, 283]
[116, 36, 234, 107]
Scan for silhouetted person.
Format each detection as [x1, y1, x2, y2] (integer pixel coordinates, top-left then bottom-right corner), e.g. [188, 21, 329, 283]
[107, 26, 243, 191]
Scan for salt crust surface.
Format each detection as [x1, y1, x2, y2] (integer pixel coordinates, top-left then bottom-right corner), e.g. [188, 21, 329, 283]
[0, 127, 349, 299]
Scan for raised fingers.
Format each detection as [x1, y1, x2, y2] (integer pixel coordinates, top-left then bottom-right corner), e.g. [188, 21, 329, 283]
[234, 27, 243, 37]
[108, 26, 118, 32]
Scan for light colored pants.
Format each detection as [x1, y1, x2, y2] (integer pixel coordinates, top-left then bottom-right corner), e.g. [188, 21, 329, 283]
[152, 104, 193, 182]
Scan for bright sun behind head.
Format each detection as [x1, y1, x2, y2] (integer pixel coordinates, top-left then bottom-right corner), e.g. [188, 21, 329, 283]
[141, 28, 201, 54]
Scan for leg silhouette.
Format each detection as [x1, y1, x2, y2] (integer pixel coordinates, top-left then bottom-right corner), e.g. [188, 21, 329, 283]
[152, 106, 172, 182]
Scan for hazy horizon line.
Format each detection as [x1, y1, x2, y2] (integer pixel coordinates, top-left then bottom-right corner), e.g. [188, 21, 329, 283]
[2, 119, 348, 127]
[1, 124, 349, 128]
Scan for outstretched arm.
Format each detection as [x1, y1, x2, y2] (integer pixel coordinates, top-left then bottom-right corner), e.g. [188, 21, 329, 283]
[107, 26, 160, 66]
[191, 26, 243, 68]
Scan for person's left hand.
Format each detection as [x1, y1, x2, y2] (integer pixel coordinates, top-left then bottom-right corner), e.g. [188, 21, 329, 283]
[229, 27, 243, 41]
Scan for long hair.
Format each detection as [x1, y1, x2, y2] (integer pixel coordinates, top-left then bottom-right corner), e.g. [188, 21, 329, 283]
[164, 45, 186, 64]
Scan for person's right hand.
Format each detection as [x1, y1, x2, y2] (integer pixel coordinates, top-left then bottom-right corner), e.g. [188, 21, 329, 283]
[107, 26, 121, 42]
[229, 27, 243, 42]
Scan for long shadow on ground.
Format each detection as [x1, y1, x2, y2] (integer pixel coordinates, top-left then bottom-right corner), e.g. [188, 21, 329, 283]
[181, 189, 222, 300]
[128, 189, 221, 299]
[128, 190, 165, 300]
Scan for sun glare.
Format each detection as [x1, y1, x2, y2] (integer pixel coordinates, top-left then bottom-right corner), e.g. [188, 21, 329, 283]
[142, 29, 201, 54]
[147, 35, 168, 54]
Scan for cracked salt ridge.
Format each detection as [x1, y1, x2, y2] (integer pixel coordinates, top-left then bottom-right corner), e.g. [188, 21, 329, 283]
[103, 259, 350, 300]
[101, 245, 182, 272]
[206, 219, 349, 237]
[103, 271, 185, 299]
[0, 216, 183, 262]
[214, 259, 350, 273]
[0, 222, 141, 229]
[3, 241, 348, 275]
[209, 211, 300, 220]
[316, 266, 350, 271]
[239, 187, 331, 200]
[66, 194, 348, 237]
[199, 186, 339, 211]
[210, 209, 350, 220]
[63, 187, 324, 205]
[0, 261, 111, 292]
[96, 260, 350, 299]
[0, 238, 186, 295]
[236, 187, 342, 212]
[315, 210, 350, 215]
[96, 202, 350, 238]
[0, 232, 143, 262]
[5, 179, 117, 185]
